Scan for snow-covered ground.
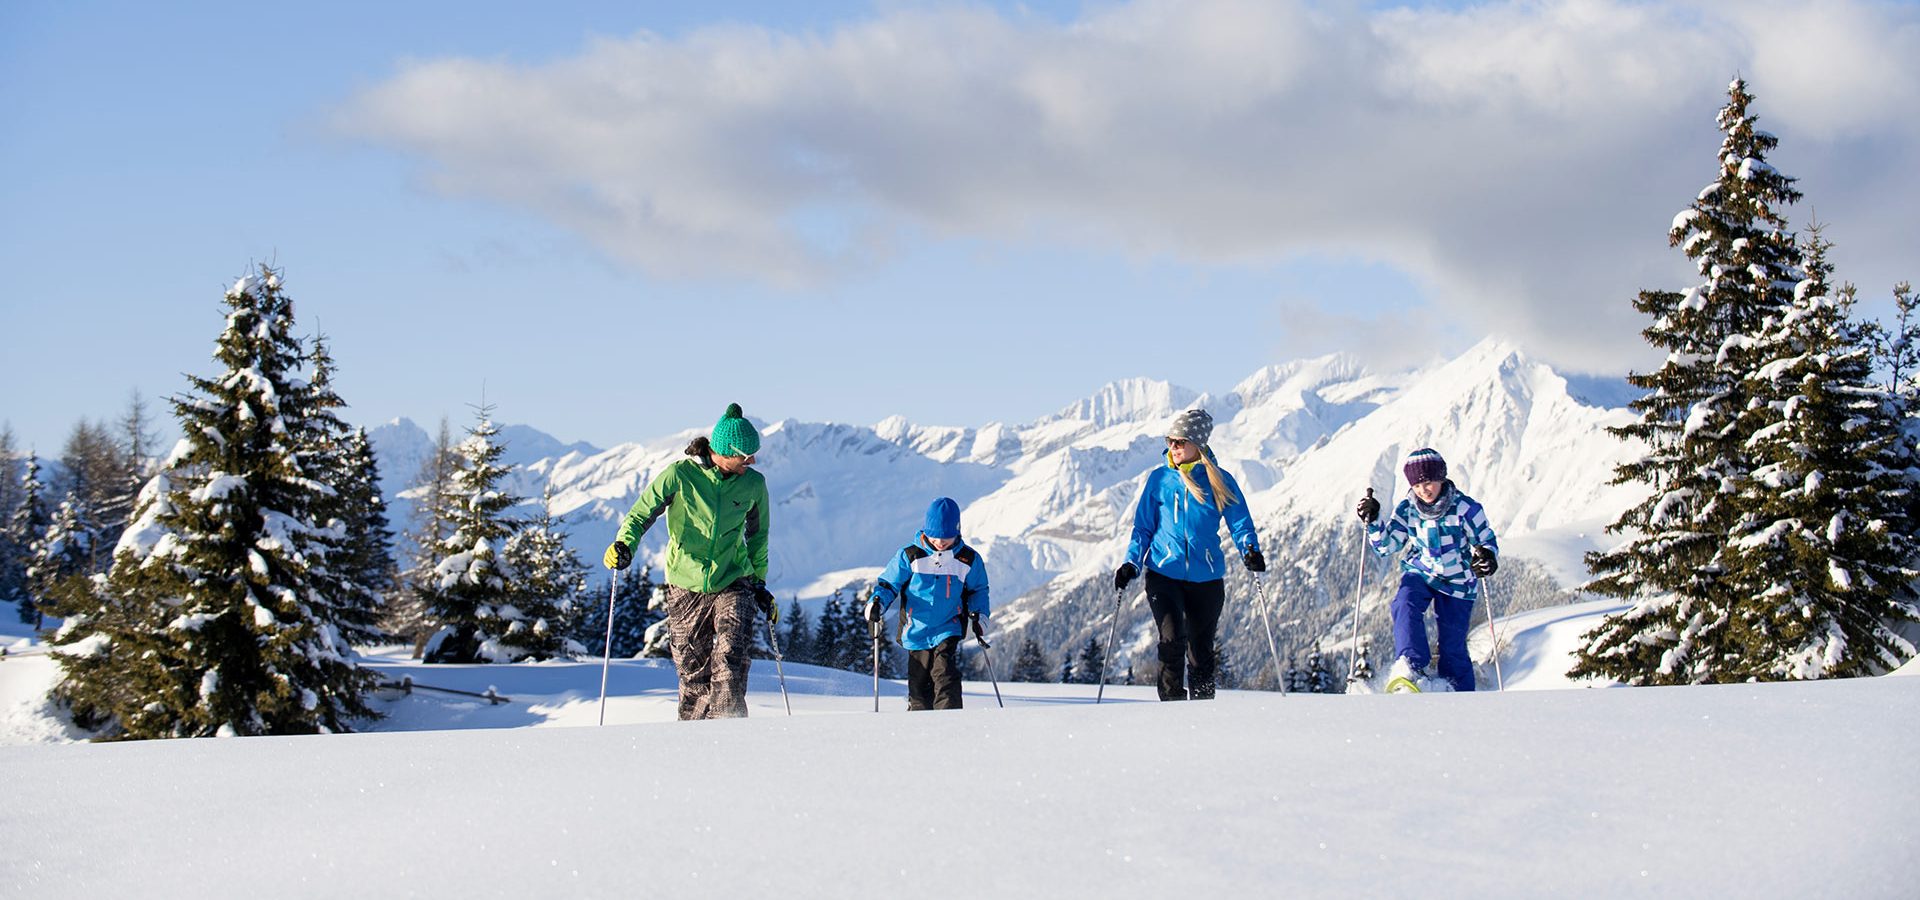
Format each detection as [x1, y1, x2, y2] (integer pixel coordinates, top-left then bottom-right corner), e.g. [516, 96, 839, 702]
[2, 608, 1916, 897]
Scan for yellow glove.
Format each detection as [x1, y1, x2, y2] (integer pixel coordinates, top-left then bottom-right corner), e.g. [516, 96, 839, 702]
[603, 542, 632, 570]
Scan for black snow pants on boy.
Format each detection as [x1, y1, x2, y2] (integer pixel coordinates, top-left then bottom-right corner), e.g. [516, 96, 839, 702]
[906, 636, 964, 710]
[1145, 571, 1226, 700]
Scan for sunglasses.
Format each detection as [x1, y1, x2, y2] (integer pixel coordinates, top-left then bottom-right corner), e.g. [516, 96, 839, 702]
[1167, 438, 1190, 447]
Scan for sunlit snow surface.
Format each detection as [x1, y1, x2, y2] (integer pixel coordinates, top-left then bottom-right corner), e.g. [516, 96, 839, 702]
[2, 616, 1917, 897]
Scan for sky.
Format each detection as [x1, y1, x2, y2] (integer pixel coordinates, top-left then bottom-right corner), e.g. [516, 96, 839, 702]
[4, 0, 1918, 457]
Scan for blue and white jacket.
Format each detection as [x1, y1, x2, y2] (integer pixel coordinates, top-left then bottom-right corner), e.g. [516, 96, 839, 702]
[1366, 481, 1499, 600]
[872, 534, 991, 651]
[1125, 453, 1262, 584]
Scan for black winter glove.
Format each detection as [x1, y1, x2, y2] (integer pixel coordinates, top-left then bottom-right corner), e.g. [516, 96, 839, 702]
[751, 580, 778, 622]
[1243, 549, 1266, 573]
[604, 542, 633, 571]
[1355, 489, 1380, 524]
[864, 597, 885, 626]
[968, 612, 986, 640]
[1470, 546, 1498, 577]
[1113, 562, 1138, 593]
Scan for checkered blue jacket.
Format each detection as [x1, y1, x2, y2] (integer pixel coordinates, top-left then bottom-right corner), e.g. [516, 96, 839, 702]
[1366, 484, 1499, 600]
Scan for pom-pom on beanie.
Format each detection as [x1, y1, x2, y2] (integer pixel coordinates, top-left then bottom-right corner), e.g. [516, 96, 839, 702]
[923, 497, 961, 540]
[1403, 448, 1447, 486]
[710, 403, 761, 457]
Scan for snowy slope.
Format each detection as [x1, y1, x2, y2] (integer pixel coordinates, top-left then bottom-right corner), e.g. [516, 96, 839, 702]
[2, 637, 1915, 897]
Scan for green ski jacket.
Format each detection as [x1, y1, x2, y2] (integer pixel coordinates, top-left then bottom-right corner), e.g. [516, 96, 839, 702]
[615, 458, 771, 593]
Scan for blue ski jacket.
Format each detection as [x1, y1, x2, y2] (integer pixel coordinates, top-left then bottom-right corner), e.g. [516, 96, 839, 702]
[1125, 452, 1262, 583]
[872, 533, 991, 651]
[1366, 481, 1499, 601]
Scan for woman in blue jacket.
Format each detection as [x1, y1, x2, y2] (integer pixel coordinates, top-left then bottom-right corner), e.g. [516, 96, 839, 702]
[1113, 409, 1264, 700]
[865, 497, 991, 710]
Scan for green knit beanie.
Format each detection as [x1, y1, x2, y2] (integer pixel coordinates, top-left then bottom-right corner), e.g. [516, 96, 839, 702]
[709, 402, 761, 456]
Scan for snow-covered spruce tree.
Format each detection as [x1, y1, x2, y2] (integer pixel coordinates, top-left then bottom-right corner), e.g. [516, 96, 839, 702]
[298, 337, 389, 646]
[25, 490, 102, 630]
[1716, 227, 1920, 677]
[419, 407, 522, 664]
[9, 454, 52, 625]
[0, 427, 21, 620]
[47, 267, 378, 738]
[385, 419, 458, 656]
[493, 486, 586, 660]
[1576, 79, 1805, 685]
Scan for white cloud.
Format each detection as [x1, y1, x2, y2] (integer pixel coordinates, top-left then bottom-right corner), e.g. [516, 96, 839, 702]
[335, 0, 1920, 373]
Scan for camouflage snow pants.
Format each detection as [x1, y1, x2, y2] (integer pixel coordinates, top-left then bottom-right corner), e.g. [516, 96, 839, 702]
[662, 579, 757, 720]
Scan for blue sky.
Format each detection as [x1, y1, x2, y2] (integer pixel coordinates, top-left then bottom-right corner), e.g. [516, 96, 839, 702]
[4, 0, 1917, 457]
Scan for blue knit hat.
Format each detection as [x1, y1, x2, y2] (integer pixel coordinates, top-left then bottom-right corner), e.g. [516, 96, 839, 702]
[710, 403, 760, 457]
[1403, 448, 1447, 486]
[923, 497, 961, 540]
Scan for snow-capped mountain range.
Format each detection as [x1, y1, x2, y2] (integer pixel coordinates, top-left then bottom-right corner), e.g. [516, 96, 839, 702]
[369, 338, 1645, 671]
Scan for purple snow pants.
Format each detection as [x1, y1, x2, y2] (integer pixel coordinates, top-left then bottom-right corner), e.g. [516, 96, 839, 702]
[1390, 573, 1476, 692]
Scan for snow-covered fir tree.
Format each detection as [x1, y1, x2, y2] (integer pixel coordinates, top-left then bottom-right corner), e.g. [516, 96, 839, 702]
[25, 490, 101, 630]
[384, 419, 458, 655]
[420, 407, 523, 664]
[495, 486, 587, 660]
[1009, 636, 1050, 683]
[1349, 635, 1375, 684]
[8, 454, 51, 625]
[46, 266, 378, 738]
[1577, 79, 1806, 685]
[0, 428, 30, 621]
[1303, 642, 1335, 693]
[1715, 226, 1920, 677]
[300, 337, 390, 646]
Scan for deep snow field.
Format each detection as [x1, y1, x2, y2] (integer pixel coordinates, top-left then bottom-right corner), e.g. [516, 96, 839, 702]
[2, 605, 1916, 898]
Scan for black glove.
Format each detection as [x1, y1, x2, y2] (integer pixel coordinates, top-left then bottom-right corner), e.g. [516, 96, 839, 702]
[1355, 490, 1380, 524]
[751, 580, 778, 621]
[1113, 562, 1138, 593]
[968, 612, 986, 639]
[1243, 549, 1266, 573]
[604, 541, 632, 571]
[1470, 546, 1498, 577]
[864, 597, 885, 625]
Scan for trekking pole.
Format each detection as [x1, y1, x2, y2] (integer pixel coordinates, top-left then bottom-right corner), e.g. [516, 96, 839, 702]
[971, 618, 1005, 708]
[765, 615, 793, 715]
[1481, 572, 1508, 692]
[597, 576, 618, 726]
[1095, 585, 1125, 704]
[1345, 488, 1374, 685]
[1251, 572, 1287, 696]
[870, 617, 884, 713]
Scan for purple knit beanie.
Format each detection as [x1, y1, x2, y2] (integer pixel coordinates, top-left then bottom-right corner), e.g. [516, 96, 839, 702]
[1403, 448, 1447, 486]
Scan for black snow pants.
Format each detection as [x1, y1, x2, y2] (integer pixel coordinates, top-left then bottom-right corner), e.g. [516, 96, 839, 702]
[906, 636, 964, 710]
[1145, 570, 1226, 701]
[662, 579, 757, 719]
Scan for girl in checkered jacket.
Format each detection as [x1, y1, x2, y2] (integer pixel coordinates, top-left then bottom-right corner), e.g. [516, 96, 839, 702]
[1354, 448, 1499, 692]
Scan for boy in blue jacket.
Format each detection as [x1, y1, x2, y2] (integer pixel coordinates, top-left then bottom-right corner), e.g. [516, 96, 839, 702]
[865, 497, 990, 710]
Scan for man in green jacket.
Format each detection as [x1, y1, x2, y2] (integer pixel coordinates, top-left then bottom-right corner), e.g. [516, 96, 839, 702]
[605, 403, 774, 719]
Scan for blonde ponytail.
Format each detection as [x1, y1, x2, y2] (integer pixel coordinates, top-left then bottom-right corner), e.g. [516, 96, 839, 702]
[1176, 446, 1240, 508]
